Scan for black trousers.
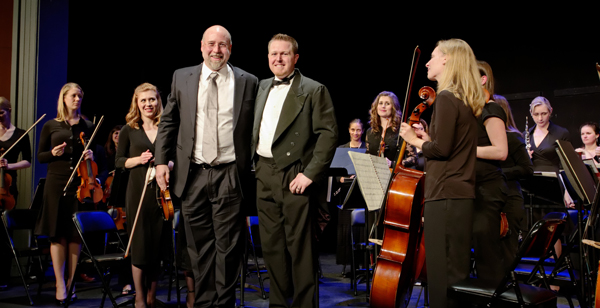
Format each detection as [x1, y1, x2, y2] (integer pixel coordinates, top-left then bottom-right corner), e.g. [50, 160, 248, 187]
[255, 157, 316, 308]
[180, 162, 243, 308]
[472, 177, 508, 283]
[500, 181, 525, 270]
[424, 198, 474, 308]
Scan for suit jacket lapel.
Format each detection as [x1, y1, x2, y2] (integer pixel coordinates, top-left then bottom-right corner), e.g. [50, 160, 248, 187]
[186, 65, 201, 124]
[232, 64, 245, 131]
[273, 71, 306, 143]
[253, 79, 272, 139]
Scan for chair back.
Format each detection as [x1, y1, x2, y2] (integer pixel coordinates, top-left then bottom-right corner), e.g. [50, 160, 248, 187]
[172, 209, 181, 230]
[2, 209, 39, 230]
[518, 218, 566, 261]
[73, 211, 118, 235]
[247, 216, 259, 227]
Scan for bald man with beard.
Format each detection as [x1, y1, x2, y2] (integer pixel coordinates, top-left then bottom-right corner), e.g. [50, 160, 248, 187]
[155, 25, 258, 308]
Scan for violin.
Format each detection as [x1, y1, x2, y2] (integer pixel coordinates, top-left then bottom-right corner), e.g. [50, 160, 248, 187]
[76, 132, 103, 204]
[0, 148, 15, 211]
[370, 45, 433, 308]
[157, 186, 174, 221]
[102, 171, 114, 203]
[0, 114, 46, 210]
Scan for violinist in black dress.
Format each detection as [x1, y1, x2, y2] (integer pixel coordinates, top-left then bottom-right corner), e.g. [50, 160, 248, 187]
[115, 83, 171, 308]
[35, 83, 96, 305]
[0, 97, 32, 290]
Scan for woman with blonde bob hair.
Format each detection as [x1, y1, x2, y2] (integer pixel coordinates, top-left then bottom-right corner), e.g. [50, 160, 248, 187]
[399, 38, 483, 308]
[36, 82, 96, 305]
[116, 82, 171, 308]
[365, 91, 402, 167]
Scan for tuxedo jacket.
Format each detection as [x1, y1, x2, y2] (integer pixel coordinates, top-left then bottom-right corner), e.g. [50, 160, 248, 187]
[155, 63, 258, 198]
[251, 69, 338, 185]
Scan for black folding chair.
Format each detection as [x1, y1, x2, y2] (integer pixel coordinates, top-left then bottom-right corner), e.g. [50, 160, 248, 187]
[2, 209, 50, 305]
[66, 211, 130, 308]
[448, 217, 565, 307]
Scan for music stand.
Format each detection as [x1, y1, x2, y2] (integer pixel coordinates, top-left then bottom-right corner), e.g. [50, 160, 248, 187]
[555, 140, 599, 307]
[521, 171, 564, 229]
[28, 178, 45, 210]
[327, 148, 363, 203]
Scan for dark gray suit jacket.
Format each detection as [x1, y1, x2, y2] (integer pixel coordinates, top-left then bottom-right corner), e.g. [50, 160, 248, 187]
[155, 63, 258, 198]
[251, 69, 338, 185]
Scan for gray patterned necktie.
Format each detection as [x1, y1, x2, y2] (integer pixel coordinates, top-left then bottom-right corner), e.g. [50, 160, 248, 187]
[203, 72, 218, 164]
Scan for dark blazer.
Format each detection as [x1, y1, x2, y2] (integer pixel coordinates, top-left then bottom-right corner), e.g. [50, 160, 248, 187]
[155, 63, 258, 197]
[251, 69, 338, 184]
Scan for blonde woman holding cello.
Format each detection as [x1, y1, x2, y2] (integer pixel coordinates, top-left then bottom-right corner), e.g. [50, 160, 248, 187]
[400, 39, 485, 308]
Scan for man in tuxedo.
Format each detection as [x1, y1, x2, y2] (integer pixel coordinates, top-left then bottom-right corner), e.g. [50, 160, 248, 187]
[155, 25, 257, 308]
[251, 33, 338, 307]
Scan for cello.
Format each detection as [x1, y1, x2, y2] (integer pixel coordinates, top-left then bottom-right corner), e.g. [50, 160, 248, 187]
[371, 45, 435, 308]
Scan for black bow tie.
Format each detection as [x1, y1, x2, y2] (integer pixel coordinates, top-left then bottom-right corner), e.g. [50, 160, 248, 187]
[273, 74, 295, 86]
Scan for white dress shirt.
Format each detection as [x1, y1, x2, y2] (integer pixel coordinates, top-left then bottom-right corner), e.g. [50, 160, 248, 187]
[193, 63, 235, 164]
[256, 76, 295, 158]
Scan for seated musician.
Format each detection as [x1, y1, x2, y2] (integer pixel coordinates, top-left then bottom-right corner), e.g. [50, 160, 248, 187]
[575, 121, 600, 163]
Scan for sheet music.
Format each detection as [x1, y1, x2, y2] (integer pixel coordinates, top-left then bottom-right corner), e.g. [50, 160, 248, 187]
[348, 152, 392, 211]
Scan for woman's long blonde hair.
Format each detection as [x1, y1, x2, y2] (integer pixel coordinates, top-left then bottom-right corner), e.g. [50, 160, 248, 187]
[435, 39, 485, 117]
[56, 83, 83, 122]
[125, 83, 163, 129]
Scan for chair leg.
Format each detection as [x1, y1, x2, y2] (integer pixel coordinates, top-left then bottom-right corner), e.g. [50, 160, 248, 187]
[8, 244, 34, 305]
[351, 231, 357, 295]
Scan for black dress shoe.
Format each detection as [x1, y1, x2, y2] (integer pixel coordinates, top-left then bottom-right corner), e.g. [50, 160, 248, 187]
[55, 298, 66, 306]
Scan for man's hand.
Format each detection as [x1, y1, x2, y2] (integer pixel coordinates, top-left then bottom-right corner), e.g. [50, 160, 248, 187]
[289, 173, 313, 194]
[156, 164, 170, 191]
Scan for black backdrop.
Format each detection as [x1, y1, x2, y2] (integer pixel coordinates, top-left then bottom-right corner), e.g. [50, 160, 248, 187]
[65, 3, 600, 149]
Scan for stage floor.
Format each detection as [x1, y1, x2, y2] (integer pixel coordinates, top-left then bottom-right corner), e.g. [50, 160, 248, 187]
[0, 253, 579, 307]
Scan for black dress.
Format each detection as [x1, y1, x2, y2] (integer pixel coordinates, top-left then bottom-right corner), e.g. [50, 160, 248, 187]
[35, 119, 93, 239]
[115, 124, 169, 267]
[365, 126, 400, 160]
[528, 121, 570, 172]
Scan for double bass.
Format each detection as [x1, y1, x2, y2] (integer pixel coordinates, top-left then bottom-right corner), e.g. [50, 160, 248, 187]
[371, 46, 434, 308]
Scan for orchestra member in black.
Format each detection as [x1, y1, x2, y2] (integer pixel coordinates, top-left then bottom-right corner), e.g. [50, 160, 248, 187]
[339, 119, 366, 149]
[494, 94, 533, 266]
[400, 39, 484, 308]
[527, 96, 570, 173]
[527, 96, 571, 262]
[365, 91, 401, 167]
[116, 83, 171, 308]
[35, 83, 96, 305]
[0, 97, 32, 290]
[472, 61, 509, 283]
[575, 121, 600, 162]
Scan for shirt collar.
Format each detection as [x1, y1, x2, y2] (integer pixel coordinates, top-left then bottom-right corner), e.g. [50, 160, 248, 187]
[201, 63, 231, 82]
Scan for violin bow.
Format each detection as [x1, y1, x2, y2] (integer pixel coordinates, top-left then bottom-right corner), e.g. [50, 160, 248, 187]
[0, 114, 46, 159]
[63, 116, 104, 194]
[124, 162, 155, 258]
